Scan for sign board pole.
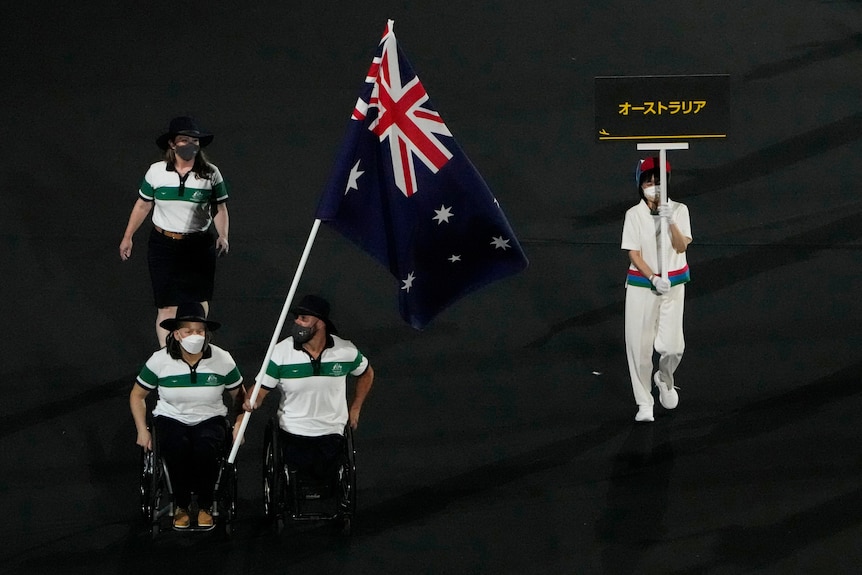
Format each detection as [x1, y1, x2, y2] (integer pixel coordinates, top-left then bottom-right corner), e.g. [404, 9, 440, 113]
[637, 142, 688, 281]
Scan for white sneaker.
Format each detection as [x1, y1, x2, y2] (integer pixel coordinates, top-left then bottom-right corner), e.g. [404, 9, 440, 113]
[635, 405, 654, 422]
[654, 372, 679, 410]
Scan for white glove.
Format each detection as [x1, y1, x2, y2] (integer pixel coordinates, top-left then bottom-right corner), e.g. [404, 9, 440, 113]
[658, 203, 675, 224]
[651, 275, 671, 294]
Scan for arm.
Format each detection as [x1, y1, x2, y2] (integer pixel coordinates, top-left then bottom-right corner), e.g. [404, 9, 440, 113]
[243, 385, 270, 412]
[659, 203, 692, 253]
[628, 250, 656, 281]
[630, 249, 670, 293]
[348, 365, 375, 430]
[227, 385, 247, 443]
[227, 385, 246, 424]
[668, 222, 692, 253]
[119, 198, 153, 261]
[213, 202, 230, 256]
[129, 384, 152, 451]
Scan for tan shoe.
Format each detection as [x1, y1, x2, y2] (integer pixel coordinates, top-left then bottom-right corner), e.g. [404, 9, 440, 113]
[197, 508, 214, 529]
[173, 507, 190, 529]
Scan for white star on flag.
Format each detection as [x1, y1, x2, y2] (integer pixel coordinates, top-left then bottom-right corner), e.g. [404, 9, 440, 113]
[432, 205, 454, 224]
[401, 271, 416, 292]
[448, 254, 461, 262]
[345, 160, 364, 195]
[490, 236, 511, 250]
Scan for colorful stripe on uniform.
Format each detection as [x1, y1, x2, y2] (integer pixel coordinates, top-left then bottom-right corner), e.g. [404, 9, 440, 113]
[626, 264, 691, 288]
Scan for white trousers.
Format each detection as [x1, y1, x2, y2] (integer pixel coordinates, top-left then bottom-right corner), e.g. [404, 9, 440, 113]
[624, 284, 685, 407]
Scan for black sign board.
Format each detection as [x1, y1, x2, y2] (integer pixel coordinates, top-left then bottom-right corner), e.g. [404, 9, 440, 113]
[595, 74, 730, 141]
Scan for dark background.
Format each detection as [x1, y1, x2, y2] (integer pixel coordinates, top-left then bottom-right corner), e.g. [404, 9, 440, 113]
[2, 1, 861, 573]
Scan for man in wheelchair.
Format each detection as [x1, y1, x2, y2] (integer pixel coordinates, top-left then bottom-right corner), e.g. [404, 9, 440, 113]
[130, 302, 245, 531]
[245, 295, 374, 527]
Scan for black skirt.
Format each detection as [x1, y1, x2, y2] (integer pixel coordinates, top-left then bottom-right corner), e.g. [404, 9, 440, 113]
[147, 227, 216, 308]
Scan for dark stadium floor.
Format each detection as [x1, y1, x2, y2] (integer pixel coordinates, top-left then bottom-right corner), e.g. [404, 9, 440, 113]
[2, 1, 862, 573]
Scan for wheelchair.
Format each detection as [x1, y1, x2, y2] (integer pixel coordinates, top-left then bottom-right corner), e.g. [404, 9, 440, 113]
[261, 417, 357, 535]
[139, 416, 238, 537]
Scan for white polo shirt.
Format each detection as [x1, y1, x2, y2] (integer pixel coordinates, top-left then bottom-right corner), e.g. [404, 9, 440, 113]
[139, 161, 228, 234]
[136, 345, 243, 425]
[262, 335, 370, 437]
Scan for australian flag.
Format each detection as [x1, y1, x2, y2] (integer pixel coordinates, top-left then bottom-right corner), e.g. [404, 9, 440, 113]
[316, 20, 529, 329]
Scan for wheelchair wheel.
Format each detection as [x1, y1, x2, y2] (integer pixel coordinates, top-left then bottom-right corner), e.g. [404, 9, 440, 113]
[215, 418, 238, 536]
[226, 460, 238, 535]
[214, 457, 237, 536]
[227, 463, 238, 533]
[337, 425, 358, 535]
[150, 453, 167, 537]
[139, 421, 167, 537]
[262, 418, 285, 529]
[139, 447, 155, 520]
[143, 420, 175, 538]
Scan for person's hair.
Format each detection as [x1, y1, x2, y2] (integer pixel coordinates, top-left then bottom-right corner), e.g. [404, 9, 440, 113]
[165, 322, 213, 360]
[163, 144, 215, 180]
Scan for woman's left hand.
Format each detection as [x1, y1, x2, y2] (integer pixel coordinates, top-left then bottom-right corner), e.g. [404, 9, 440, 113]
[216, 236, 229, 256]
[231, 420, 245, 445]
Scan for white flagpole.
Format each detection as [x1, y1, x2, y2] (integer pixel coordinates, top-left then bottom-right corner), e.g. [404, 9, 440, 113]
[228, 218, 323, 463]
[637, 142, 688, 281]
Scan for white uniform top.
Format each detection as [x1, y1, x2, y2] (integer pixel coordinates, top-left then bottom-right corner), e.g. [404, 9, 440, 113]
[138, 161, 228, 234]
[621, 199, 692, 288]
[261, 334, 369, 437]
[136, 344, 243, 425]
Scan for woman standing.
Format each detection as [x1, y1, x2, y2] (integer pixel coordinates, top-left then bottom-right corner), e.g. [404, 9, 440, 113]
[119, 116, 230, 347]
[621, 157, 692, 423]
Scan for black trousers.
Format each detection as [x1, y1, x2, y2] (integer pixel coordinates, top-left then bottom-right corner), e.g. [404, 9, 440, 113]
[155, 415, 225, 509]
[279, 430, 343, 481]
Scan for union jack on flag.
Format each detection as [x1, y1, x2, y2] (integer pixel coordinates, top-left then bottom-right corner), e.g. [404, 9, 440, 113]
[352, 21, 452, 197]
[316, 20, 528, 329]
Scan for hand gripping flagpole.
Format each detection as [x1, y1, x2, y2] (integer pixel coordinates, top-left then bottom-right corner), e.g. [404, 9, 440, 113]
[228, 219, 323, 463]
[637, 142, 688, 280]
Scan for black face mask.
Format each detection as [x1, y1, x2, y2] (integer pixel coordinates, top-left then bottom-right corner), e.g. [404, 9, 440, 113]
[175, 143, 199, 161]
[291, 323, 314, 344]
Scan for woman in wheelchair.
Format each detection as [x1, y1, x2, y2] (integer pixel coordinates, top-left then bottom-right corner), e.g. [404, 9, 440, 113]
[130, 302, 245, 530]
[245, 295, 374, 526]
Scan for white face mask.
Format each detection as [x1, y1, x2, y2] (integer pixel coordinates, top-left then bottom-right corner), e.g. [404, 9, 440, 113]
[179, 334, 206, 354]
[642, 184, 661, 200]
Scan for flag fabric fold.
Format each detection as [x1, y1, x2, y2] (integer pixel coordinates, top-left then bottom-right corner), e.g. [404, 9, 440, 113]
[316, 19, 528, 329]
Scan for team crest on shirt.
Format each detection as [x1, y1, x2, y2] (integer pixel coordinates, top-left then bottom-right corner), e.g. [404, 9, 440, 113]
[331, 363, 344, 376]
[192, 190, 205, 201]
[207, 374, 218, 385]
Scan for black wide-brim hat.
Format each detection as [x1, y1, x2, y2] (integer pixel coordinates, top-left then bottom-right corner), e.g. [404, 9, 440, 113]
[156, 116, 214, 150]
[159, 302, 221, 331]
[290, 294, 338, 335]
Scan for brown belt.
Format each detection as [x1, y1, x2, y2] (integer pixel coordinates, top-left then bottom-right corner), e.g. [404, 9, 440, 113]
[154, 226, 191, 240]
